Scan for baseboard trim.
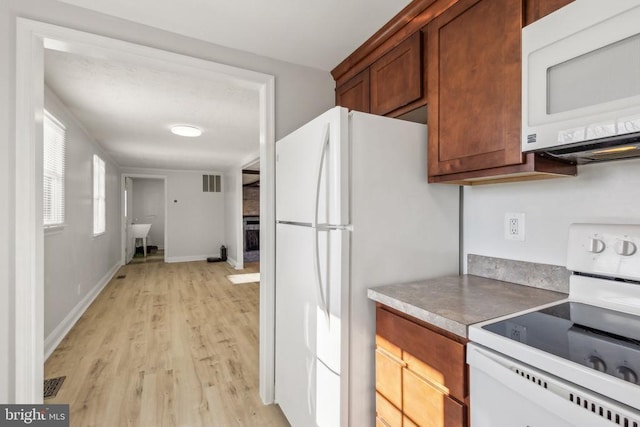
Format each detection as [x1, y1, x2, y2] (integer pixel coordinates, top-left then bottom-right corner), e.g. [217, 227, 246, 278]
[44, 261, 121, 360]
[226, 256, 239, 269]
[165, 254, 216, 263]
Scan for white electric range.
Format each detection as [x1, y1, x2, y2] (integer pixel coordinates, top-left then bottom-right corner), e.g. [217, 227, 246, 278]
[468, 223, 640, 427]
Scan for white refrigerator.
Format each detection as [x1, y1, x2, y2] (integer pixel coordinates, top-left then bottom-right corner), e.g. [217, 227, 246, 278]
[275, 106, 459, 427]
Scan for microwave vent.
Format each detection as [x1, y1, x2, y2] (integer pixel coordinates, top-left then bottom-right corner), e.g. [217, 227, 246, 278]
[541, 132, 640, 164]
[527, 134, 537, 145]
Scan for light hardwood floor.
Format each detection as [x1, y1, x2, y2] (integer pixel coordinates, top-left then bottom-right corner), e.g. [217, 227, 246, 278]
[45, 260, 289, 427]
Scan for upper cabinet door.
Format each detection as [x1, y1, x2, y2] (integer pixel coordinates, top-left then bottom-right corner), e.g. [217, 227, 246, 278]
[427, 0, 523, 177]
[370, 32, 423, 116]
[336, 68, 370, 113]
[525, 0, 575, 26]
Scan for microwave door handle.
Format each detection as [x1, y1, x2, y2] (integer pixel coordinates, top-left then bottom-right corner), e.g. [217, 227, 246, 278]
[313, 123, 330, 321]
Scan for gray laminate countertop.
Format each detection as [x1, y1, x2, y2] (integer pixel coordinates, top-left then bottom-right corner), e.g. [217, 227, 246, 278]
[367, 274, 568, 338]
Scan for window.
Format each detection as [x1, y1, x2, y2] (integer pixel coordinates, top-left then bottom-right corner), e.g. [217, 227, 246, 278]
[93, 155, 106, 235]
[43, 110, 66, 227]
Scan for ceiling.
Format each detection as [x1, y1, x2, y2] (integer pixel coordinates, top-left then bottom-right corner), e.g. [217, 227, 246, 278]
[56, 0, 413, 71]
[46, 0, 413, 172]
[45, 49, 260, 171]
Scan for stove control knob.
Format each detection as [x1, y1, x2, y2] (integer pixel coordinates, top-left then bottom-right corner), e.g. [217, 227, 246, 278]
[586, 356, 607, 372]
[588, 238, 606, 253]
[615, 240, 637, 256]
[615, 366, 638, 384]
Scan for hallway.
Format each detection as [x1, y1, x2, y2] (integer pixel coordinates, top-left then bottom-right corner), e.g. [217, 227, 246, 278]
[44, 260, 288, 426]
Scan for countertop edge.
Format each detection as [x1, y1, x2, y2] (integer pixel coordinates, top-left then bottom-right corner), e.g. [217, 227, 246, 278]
[367, 288, 469, 338]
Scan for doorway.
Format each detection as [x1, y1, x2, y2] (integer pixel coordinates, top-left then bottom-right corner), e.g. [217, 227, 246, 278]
[122, 175, 167, 264]
[15, 19, 276, 404]
[242, 160, 261, 264]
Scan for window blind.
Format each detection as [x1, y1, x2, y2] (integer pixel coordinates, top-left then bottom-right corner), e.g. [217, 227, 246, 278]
[43, 110, 66, 227]
[93, 154, 106, 235]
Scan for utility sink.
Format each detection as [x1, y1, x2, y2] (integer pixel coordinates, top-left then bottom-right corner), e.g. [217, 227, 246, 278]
[131, 223, 151, 238]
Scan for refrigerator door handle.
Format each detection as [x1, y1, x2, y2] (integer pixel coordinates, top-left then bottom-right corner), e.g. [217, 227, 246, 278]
[313, 122, 331, 320]
[313, 227, 330, 321]
[313, 122, 330, 228]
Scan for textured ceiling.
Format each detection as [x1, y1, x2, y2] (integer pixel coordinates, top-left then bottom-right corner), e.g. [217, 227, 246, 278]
[56, 0, 413, 71]
[45, 49, 260, 171]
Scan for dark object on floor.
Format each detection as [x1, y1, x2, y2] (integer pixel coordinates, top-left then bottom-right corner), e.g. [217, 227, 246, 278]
[135, 245, 158, 255]
[116, 275, 126, 279]
[207, 245, 228, 263]
[44, 376, 65, 399]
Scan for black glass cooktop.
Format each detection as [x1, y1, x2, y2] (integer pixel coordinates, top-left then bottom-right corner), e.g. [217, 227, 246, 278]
[482, 302, 640, 384]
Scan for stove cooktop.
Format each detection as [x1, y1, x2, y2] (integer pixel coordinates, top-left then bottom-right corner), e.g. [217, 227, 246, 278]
[482, 301, 640, 385]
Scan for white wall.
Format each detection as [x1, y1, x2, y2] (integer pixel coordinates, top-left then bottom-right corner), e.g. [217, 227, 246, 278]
[123, 168, 226, 262]
[223, 169, 241, 268]
[131, 178, 165, 249]
[43, 86, 121, 349]
[0, 1, 14, 402]
[463, 159, 640, 269]
[1, 0, 333, 401]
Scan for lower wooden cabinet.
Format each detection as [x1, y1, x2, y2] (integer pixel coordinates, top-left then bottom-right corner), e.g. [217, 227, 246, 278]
[375, 305, 468, 427]
[376, 392, 403, 427]
[403, 367, 465, 427]
[375, 341, 404, 409]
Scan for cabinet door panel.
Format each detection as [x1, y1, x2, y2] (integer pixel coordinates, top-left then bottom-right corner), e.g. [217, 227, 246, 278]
[403, 368, 465, 427]
[376, 346, 404, 409]
[525, 0, 574, 26]
[336, 68, 370, 113]
[376, 392, 403, 427]
[428, 0, 523, 176]
[370, 32, 422, 115]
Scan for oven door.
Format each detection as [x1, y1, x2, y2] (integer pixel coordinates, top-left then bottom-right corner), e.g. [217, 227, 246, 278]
[468, 343, 637, 427]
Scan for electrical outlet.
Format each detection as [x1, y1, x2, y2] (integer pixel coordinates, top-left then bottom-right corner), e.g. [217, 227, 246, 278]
[505, 212, 525, 241]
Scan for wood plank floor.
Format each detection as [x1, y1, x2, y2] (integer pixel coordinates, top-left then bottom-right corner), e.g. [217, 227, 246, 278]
[45, 260, 289, 427]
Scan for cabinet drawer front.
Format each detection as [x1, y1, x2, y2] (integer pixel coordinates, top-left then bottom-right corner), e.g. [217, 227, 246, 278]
[403, 415, 419, 427]
[376, 392, 402, 427]
[376, 307, 466, 401]
[377, 334, 402, 359]
[376, 346, 404, 408]
[403, 368, 465, 427]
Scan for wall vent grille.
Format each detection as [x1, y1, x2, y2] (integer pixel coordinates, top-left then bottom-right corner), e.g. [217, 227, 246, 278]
[203, 175, 221, 193]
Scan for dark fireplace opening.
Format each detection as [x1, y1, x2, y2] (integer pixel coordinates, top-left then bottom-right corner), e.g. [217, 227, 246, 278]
[245, 229, 259, 251]
[243, 216, 260, 262]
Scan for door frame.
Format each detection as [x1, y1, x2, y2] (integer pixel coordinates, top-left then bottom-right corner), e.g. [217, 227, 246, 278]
[15, 18, 276, 404]
[121, 174, 168, 264]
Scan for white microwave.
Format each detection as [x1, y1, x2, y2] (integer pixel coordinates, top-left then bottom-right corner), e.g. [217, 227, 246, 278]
[522, 0, 640, 164]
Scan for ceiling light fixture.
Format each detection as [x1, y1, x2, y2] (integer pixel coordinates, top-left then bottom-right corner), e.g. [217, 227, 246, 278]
[171, 125, 202, 137]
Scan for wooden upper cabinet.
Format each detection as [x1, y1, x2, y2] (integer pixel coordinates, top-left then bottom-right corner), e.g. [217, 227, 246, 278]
[333, 0, 577, 184]
[336, 68, 370, 113]
[427, 0, 523, 177]
[525, 0, 575, 25]
[370, 32, 423, 116]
